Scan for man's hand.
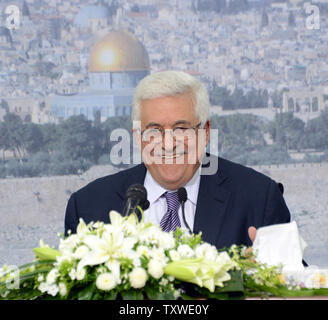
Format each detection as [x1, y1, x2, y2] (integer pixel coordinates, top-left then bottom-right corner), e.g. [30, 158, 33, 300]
[248, 226, 257, 243]
[245, 226, 257, 261]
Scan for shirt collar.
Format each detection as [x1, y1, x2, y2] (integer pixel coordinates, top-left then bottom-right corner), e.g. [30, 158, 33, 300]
[144, 166, 201, 206]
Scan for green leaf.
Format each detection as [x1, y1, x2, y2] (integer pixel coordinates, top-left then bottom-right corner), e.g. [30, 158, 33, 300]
[77, 283, 96, 300]
[216, 269, 244, 294]
[103, 291, 117, 300]
[144, 287, 174, 300]
[121, 290, 144, 300]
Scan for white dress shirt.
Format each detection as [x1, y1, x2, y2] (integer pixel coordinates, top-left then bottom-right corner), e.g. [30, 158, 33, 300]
[143, 167, 201, 232]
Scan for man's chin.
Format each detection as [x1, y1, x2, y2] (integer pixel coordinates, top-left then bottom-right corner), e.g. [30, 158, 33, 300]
[146, 162, 198, 190]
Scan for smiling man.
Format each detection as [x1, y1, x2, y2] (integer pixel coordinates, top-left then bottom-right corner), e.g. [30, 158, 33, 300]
[65, 71, 291, 249]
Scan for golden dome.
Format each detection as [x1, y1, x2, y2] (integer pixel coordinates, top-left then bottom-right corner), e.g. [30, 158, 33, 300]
[88, 30, 150, 72]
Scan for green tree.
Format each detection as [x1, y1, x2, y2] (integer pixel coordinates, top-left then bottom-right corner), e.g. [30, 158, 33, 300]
[302, 109, 328, 150]
[57, 115, 101, 162]
[39, 123, 60, 153]
[2, 113, 25, 159]
[269, 112, 305, 151]
[22, 123, 43, 155]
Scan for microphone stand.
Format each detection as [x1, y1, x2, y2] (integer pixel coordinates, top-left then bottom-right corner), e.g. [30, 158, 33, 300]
[181, 200, 192, 234]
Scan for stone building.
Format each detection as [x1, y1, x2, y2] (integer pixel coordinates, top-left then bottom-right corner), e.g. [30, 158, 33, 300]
[50, 29, 150, 122]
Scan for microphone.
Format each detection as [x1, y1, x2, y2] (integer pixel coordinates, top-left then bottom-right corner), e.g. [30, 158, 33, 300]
[122, 184, 149, 221]
[178, 187, 192, 234]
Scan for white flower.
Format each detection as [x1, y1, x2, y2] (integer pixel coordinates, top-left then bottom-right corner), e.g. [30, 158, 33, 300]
[37, 274, 44, 282]
[77, 228, 129, 270]
[169, 250, 180, 261]
[58, 282, 67, 296]
[133, 257, 141, 267]
[105, 260, 121, 284]
[157, 232, 176, 250]
[129, 267, 148, 289]
[96, 273, 117, 291]
[76, 218, 89, 237]
[177, 244, 194, 259]
[195, 243, 218, 261]
[216, 251, 234, 270]
[47, 284, 59, 296]
[148, 259, 164, 279]
[38, 282, 48, 293]
[173, 289, 181, 299]
[69, 268, 76, 280]
[139, 226, 161, 245]
[150, 248, 166, 262]
[76, 268, 86, 281]
[136, 245, 150, 257]
[73, 245, 90, 260]
[46, 269, 59, 285]
[58, 235, 80, 256]
[39, 282, 59, 296]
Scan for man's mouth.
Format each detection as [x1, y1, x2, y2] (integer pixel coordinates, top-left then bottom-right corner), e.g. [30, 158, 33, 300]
[153, 152, 185, 159]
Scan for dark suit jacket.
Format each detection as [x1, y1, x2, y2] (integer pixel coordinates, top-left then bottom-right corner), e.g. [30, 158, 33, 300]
[65, 155, 290, 250]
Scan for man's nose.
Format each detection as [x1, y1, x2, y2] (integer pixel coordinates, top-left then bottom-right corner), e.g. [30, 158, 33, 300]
[162, 130, 175, 151]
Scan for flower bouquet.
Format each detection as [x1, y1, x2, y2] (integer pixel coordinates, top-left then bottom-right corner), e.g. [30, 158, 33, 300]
[0, 211, 327, 300]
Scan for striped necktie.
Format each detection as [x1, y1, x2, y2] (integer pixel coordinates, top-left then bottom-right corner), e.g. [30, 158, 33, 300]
[160, 191, 181, 232]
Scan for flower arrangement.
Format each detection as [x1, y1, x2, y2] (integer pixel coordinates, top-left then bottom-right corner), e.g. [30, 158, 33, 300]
[0, 211, 240, 300]
[0, 211, 327, 300]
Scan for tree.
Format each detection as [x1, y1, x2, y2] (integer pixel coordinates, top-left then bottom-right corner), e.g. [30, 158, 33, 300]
[39, 123, 60, 154]
[1, 113, 25, 159]
[302, 109, 328, 150]
[22, 123, 43, 155]
[269, 112, 305, 151]
[0, 122, 9, 161]
[57, 115, 100, 162]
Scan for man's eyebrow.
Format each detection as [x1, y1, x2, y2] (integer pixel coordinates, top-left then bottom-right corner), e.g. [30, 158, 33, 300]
[145, 120, 191, 129]
[145, 122, 161, 129]
[172, 120, 191, 126]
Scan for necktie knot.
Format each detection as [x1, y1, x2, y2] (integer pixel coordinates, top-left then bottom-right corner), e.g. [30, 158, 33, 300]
[164, 191, 180, 212]
[160, 191, 181, 232]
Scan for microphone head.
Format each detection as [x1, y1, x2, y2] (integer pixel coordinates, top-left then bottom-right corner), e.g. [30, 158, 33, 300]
[141, 199, 150, 211]
[178, 187, 187, 203]
[125, 184, 147, 202]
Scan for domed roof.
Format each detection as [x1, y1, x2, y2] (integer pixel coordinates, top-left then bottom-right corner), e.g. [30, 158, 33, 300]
[88, 29, 150, 73]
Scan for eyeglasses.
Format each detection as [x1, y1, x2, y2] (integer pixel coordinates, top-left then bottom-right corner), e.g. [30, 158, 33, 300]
[140, 122, 202, 142]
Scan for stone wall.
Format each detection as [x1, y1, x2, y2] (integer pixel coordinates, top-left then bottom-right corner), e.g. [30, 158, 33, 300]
[0, 163, 327, 267]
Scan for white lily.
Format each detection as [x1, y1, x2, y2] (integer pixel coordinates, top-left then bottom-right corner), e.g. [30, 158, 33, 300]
[105, 260, 121, 284]
[76, 218, 90, 237]
[77, 228, 126, 270]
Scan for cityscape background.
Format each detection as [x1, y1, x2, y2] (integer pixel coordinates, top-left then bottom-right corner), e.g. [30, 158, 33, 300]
[0, 0, 327, 267]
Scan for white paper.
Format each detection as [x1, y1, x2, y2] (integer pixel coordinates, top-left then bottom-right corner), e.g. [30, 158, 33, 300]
[253, 221, 307, 272]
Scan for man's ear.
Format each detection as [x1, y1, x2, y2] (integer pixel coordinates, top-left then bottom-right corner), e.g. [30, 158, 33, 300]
[204, 120, 211, 147]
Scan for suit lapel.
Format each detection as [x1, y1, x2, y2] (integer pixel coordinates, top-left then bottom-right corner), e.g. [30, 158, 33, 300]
[116, 164, 147, 201]
[116, 158, 231, 246]
[193, 162, 231, 246]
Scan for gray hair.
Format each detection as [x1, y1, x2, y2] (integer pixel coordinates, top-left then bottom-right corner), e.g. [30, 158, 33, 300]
[132, 70, 210, 125]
